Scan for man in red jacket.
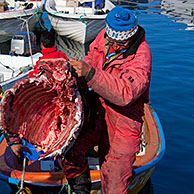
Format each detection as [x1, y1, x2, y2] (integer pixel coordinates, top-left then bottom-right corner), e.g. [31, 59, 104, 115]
[65, 5, 152, 194]
[28, 31, 68, 77]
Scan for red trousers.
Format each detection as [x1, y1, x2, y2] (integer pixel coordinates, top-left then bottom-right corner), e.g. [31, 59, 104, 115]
[63, 94, 140, 194]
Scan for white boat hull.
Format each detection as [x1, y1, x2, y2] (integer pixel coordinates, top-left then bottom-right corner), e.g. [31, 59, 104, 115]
[0, 1, 43, 43]
[45, 0, 115, 44]
[0, 52, 42, 85]
[48, 14, 106, 43]
[0, 16, 37, 43]
[55, 35, 86, 60]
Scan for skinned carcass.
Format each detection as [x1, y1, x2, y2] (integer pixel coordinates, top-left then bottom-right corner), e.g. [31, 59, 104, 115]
[0, 58, 84, 159]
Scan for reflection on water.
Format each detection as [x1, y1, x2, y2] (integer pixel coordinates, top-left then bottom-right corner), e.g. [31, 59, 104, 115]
[118, 0, 194, 31]
[160, 0, 194, 30]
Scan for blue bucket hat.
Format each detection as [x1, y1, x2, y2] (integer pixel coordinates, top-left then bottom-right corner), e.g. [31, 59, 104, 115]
[105, 6, 138, 41]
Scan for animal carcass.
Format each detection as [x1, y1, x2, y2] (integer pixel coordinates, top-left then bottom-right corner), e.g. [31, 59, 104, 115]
[0, 58, 84, 159]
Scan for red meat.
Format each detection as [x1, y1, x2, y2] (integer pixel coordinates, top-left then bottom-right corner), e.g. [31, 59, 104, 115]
[0, 58, 84, 159]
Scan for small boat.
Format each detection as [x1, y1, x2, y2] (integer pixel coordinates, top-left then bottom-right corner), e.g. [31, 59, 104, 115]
[0, 101, 165, 193]
[45, 0, 115, 44]
[0, 0, 43, 43]
[0, 31, 42, 93]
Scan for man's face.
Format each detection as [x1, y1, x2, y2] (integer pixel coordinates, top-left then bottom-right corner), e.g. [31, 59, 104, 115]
[107, 36, 132, 53]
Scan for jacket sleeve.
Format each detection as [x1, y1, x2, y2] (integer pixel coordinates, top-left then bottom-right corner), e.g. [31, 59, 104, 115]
[87, 42, 152, 106]
[85, 29, 106, 69]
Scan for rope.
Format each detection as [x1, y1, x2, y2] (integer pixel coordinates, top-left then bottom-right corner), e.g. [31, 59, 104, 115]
[17, 14, 35, 66]
[32, 9, 58, 31]
[15, 187, 28, 194]
[49, 11, 61, 27]
[26, 20, 34, 66]
[11, 141, 28, 194]
[32, 9, 47, 30]
[19, 142, 28, 194]
[20, 152, 27, 193]
[79, 13, 87, 24]
[0, 8, 40, 44]
[0, 37, 12, 44]
[0, 61, 15, 77]
[43, 9, 88, 25]
[58, 179, 71, 194]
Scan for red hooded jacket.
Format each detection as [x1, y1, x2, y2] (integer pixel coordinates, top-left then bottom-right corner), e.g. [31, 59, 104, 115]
[28, 46, 68, 77]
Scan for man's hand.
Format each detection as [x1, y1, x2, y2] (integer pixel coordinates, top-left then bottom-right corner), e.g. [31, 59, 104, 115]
[70, 59, 91, 77]
[11, 144, 32, 158]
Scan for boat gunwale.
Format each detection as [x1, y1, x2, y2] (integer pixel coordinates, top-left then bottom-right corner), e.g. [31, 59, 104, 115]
[0, 71, 29, 93]
[0, 6, 40, 17]
[132, 103, 165, 175]
[46, 9, 108, 20]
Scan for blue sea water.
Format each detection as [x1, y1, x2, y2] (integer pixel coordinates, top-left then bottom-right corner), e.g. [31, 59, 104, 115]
[0, 0, 194, 193]
[137, 1, 194, 194]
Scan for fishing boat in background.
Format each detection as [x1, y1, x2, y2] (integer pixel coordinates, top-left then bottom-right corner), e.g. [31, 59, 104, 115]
[0, 32, 42, 93]
[0, 0, 43, 43]
[45, 0, 115, 44]
[0, 101, 165, 193]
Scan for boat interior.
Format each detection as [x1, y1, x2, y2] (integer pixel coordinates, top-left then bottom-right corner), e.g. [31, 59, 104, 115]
[51, 0, 112, 15]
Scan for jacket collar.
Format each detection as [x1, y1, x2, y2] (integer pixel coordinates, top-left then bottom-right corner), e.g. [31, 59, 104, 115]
[123, 26, 145, 58]
[41, 46, 57, 55]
